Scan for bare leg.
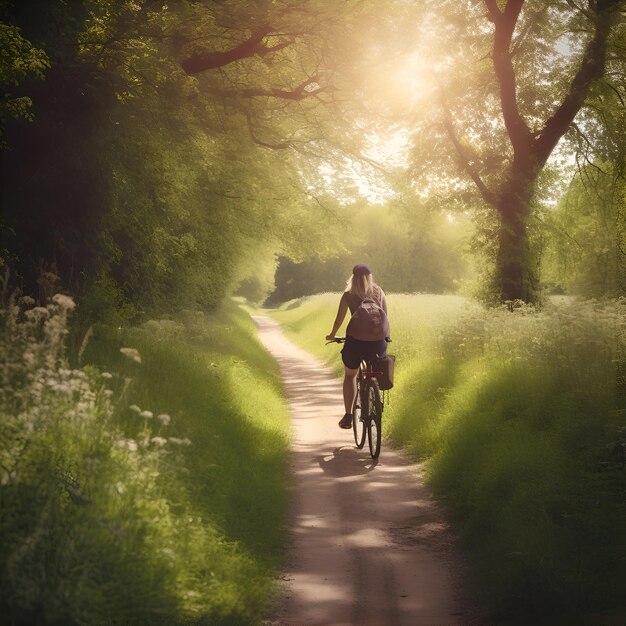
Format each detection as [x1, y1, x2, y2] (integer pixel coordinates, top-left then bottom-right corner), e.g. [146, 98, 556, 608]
[343, 366, 358, 414]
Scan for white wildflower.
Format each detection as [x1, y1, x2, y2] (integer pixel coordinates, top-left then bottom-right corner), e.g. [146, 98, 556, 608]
[151, 436, 167, 447]
[120, 347, 142, 364]
[19, 296, 36, 306]
[115, 482, 126, 494]
[101, 372, 113, 379]
[161, 548, 176, 561]
[52, 293, 76, 311]
[140, 410, 153, 419]
[104, 389, 114, 397]
[168, 437, 183, 445]
[127, 439, 138, 452]
[157, 413, 171, 426]
[129, 404, 141, 413]
[25, 306, 49, 320]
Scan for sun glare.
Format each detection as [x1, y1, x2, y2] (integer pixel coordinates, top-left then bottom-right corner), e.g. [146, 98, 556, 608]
[364, 128, 411, 167]
[367, 51, 434, 114]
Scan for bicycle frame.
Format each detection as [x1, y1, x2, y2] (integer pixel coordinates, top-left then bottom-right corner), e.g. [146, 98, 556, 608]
[326, 337, 385, 458]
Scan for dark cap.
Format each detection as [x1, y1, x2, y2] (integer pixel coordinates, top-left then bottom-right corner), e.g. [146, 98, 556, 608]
[352, 263, 371, 276]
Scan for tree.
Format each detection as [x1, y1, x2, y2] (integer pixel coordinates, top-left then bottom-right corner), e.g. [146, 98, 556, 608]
[410, 0, 625, 303]
[174, 0, 626, 303]
[0, 0, 355, 323]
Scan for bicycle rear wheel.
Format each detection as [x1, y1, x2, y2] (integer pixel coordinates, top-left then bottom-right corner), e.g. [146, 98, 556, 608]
[366, 380, 382, 459]
[352, 375, 366, 449]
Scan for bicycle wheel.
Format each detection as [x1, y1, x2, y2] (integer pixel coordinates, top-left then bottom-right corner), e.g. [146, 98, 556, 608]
[352, 375, 366, 449]
[366, 379, 382, 459]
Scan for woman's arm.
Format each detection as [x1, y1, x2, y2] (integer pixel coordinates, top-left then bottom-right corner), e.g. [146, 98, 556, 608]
[326, 293, 349, 340]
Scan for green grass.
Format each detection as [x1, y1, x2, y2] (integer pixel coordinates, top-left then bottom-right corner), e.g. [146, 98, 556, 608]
[118, 307, 290, 565]
[85, 301, 292, 623]
[1, 298, 290, 625]
[266, 293, 626, 621]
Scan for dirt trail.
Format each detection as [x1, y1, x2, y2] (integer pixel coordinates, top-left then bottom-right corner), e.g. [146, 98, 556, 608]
[254, 316, 474, 626]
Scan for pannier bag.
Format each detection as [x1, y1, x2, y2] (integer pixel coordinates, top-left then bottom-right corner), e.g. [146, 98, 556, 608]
[346, 297, 390, 341]
[373, 354, 395, 390]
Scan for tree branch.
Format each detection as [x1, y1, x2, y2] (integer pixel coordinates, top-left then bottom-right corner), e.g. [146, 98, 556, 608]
[241, 76, 326, 100]
[245, 110, 292, 149]
[439, 92, 498, 207]
[485, 0, 534, 162]
[208, 74, 327, 101]
[181, 27, 277, 74]
[534, 0, 621, 166]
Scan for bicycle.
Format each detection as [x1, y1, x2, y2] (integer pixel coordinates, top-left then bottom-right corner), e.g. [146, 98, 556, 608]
[326, 337, 386, 459]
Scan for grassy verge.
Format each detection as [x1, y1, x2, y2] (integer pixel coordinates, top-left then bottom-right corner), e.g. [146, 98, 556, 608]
[267, 293, 626, 621]
[1, 296, 290, 624]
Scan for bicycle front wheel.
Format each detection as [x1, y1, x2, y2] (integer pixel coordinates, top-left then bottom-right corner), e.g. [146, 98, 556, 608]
[366, 380, 382, 459]
[353, 375, 366, 449]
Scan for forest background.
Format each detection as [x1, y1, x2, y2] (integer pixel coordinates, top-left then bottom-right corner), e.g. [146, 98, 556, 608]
[2, 0, 624, 320]
[1, 0, 626, 623]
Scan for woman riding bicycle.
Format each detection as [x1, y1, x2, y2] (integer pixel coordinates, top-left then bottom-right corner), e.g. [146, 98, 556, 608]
[325, 264, 389, 429]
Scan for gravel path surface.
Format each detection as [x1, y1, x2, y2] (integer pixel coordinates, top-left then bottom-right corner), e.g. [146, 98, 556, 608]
[255, 316, 476, 626]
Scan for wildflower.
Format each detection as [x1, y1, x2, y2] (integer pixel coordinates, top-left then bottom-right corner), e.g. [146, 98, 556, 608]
[52, 293, 76, 311]
[151, 436, 167, 447]
[25, 306, 49, 320]
[157, 413, 171, 426]
[120, 347, 142, 364]
[101, 372, 113, 380]
[115, 482, 126, 494]
[127, 439, 138, 452]
[19, 296, 36, 306]
[140, 410, 153, 419]
[168, 437, 190, 446]
[129, 404, 141, 413]
[161, 548, 176, 560]
[104, 389, 114, 398]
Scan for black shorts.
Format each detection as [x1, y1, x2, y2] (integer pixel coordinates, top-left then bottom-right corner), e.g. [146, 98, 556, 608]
[341, 336, 387, 370]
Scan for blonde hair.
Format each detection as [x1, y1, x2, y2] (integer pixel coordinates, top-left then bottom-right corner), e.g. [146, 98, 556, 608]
[345, 272, 374, 300]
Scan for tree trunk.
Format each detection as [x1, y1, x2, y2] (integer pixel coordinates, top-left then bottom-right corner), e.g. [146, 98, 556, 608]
[494, 171, 539, 303]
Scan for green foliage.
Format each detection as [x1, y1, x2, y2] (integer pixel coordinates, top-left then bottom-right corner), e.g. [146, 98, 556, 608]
[1, 292, 290, 624]
[543, 163, 626, 297]
[0, 21, 49, 143]
[0, 0, 358, 324]
[267, 293, 626, 620]
[268, 199, 470, 304]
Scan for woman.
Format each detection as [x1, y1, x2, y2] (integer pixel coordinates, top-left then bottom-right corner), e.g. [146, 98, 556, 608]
[326, 264, 389, 429]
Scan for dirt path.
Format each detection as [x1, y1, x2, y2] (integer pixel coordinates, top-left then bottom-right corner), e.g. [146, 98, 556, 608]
[254, 316, 474, 626]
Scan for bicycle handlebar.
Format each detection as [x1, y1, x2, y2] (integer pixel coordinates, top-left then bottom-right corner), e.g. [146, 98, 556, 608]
[325, 337, 346, 344]
[325, 337, 392, 344]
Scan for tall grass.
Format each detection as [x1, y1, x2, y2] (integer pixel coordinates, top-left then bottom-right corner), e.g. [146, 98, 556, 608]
[1, 294, 290, 624]
[267, 293, 626, 620]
